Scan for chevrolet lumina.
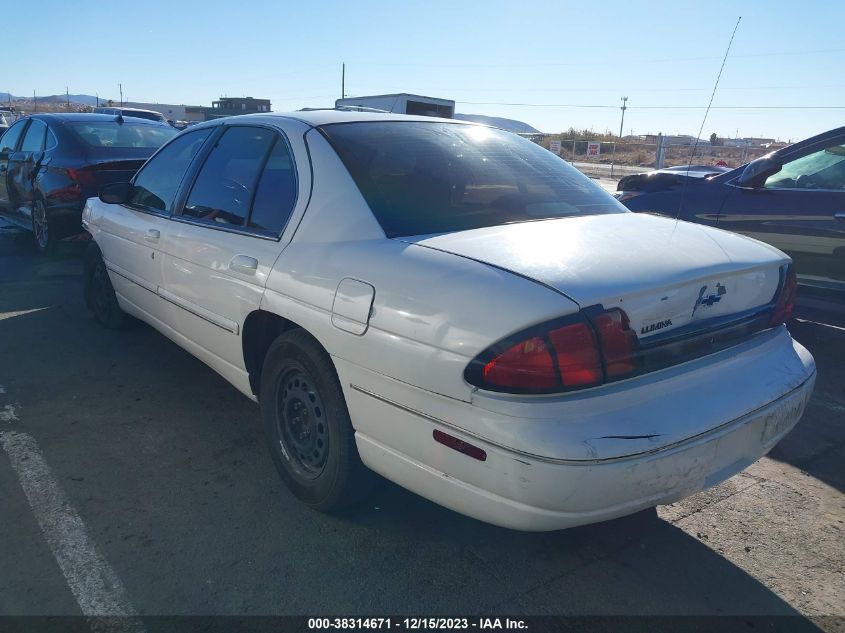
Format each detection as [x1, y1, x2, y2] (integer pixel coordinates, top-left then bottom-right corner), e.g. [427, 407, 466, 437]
[81, 111, 816, 531]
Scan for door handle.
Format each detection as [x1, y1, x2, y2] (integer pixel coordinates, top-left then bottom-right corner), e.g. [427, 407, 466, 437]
[144, 228, 160, 242]
[229, 254, 258, 275]
[835, 212, 845, 224]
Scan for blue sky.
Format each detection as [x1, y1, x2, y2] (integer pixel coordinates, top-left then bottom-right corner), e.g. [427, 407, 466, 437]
[5, 0, 843, 140]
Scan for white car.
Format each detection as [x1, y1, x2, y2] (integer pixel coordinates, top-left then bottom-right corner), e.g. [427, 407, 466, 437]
[82, 111, 816, 531]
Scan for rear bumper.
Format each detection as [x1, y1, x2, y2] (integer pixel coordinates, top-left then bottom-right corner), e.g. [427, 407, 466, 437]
[339, 328, 816, 531]
[354, 372, 814, 531]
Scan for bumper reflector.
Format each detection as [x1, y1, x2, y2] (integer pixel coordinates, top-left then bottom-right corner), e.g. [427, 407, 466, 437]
[433, 430, 487, 462]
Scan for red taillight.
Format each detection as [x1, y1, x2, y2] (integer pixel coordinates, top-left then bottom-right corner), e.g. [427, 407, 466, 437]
[482, 335, 557, 390]
[467, 308, 638, 394]
[548, 322, 602, 387]
[67, 168, 98, 186]
[770, 266, 797, 326]
[591, 308, 637, 377]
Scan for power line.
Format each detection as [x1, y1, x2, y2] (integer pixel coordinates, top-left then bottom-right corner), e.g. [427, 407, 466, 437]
[455, 101, 844, 110]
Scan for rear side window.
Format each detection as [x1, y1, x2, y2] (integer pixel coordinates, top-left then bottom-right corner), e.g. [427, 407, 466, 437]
[68, 121, 176, 149]
[322, 122, 626, 238]
[20, 120, 47, 152]
[249, 138, 298, 235]
[0, 120, 27, 153]
[130, 128, 211, 212]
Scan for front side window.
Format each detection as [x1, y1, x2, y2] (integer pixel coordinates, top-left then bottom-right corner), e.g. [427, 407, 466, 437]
[0, 120, 27, 153]
[20, 120, 47, 152]
[321, 121, 626, 238]
[129, 128, 211, 212]
[765, 141, 845, 190]
[183, 126, 275, 228]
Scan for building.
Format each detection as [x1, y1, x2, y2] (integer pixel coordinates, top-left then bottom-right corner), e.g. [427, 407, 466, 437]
[203, 97, 271, 120]
[335, 93, 454, 118]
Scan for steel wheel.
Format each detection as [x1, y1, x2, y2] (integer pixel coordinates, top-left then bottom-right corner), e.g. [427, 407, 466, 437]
[276, 366, 329, 480]
[260, 329, 375, 511]
[32, 200, 50, 251]
[83, 244, 132, 330]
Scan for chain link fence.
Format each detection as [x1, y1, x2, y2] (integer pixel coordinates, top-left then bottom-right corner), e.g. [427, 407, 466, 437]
[528, 135, 780, 179]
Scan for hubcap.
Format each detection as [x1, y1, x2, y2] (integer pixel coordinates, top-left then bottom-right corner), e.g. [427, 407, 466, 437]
[276, 369, 328, 479]
[33, 201, 49, 248]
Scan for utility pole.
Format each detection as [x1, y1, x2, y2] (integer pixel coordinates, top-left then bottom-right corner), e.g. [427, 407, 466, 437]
[96, 93, 99, 107]
[609, 96, 628, 179]
[341, 63, 346, 99]
[119, 83, 123, 106]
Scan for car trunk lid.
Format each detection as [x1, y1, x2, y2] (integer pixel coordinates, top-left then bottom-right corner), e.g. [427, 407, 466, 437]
[73, 158, 146, 200]
[398, 213, 788, 343]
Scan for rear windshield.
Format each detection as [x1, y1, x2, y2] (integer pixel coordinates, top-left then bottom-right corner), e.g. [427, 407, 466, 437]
[68, 121, 176, 149]
[321, 121, 626, 238]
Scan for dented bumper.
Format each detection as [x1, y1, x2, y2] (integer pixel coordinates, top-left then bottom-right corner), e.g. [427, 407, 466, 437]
[341, 327, 816, 531]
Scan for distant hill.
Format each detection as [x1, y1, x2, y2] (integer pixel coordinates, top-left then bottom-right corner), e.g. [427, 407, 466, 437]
[454, 113, 540, 134]
[0, 93, 110, 106]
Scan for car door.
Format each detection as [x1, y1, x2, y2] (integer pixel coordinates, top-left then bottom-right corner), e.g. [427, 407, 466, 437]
[160, 124, 301, 380]
[96, 127, 212, 319]
[7, 118, 47, 219]
[0, 119, 28, 212]
[718, 135, 845, 296]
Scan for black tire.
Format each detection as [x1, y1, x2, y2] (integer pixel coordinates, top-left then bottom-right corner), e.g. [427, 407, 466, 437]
[83, 245, 132, 330]
[260, 329, 374, 512]
[31, 198, 57, 256]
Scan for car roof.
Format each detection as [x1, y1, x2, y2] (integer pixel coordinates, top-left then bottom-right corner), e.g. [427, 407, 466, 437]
[190, 110, 481, 129]
[106, 107, 164, 115]
[27, 112, 167, 125]
[772, 125, 845, 158]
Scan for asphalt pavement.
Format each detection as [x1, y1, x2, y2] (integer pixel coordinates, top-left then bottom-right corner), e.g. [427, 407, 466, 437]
[0, 222, 843, 629]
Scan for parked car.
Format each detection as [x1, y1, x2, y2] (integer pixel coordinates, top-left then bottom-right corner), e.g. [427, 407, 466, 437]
[617, 127, 845, 303]
[0, 113, 176, 253]
[93, 107, 168, 125]
[82, 112, 815, 531]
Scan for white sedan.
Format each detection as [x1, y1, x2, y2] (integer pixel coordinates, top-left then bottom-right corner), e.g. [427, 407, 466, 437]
[81, 111, 816, 531]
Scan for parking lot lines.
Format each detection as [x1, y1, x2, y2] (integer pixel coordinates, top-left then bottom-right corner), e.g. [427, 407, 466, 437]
[0, 414, 144, 631]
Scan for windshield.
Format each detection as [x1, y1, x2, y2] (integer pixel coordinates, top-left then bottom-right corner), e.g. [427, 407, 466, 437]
[68, 121, 176, 149]
[121, 110, 166, 123]
[321, 121, 626, 238]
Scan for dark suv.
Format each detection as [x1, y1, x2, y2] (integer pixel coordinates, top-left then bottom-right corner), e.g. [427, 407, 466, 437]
[618, 126, 845, 305]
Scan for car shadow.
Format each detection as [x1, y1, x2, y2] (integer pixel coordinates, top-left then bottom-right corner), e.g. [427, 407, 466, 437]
[777, 319, 845, 494]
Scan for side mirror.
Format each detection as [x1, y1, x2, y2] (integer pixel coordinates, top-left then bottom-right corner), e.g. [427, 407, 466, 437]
[99, 182, 133, 205]
[737, 156, 781, 188]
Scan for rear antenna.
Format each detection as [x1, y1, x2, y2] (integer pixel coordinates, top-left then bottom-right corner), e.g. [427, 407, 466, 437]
[677, 16, 741, 222]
